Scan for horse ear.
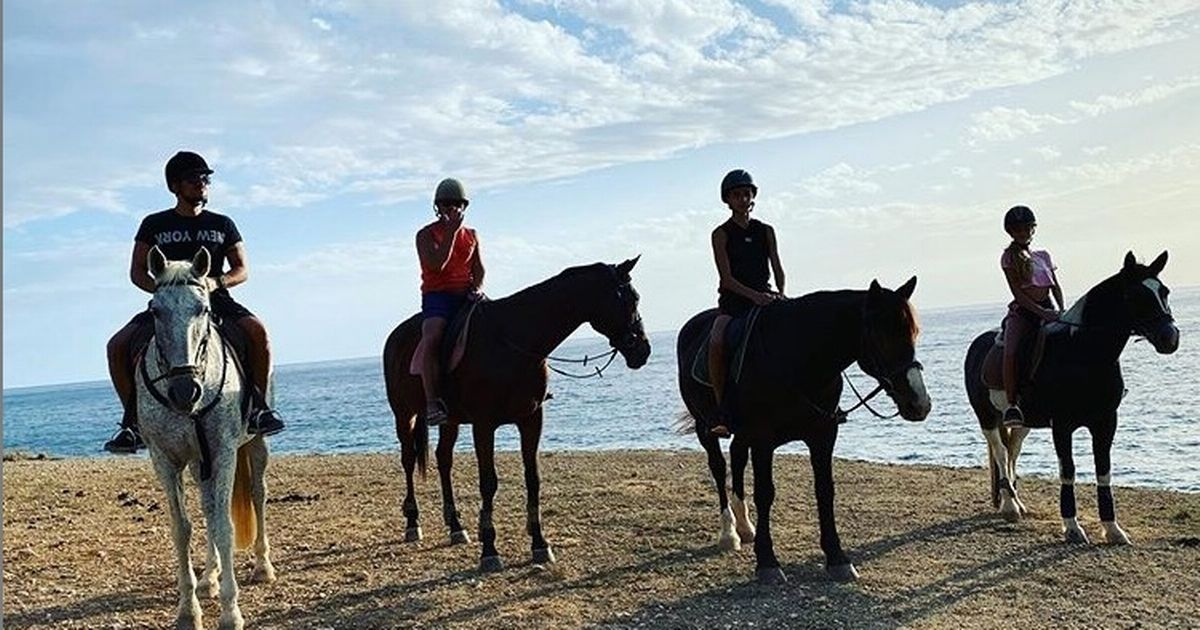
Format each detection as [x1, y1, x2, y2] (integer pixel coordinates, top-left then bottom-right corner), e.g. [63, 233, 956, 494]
[1123, 251, 1137, 269]
[616, 255, 640, 277]
[897, 276, 917, 301]
[192, 247, 211, 279]
[1148, 251, 1168, 275]
[867, 279, 882, 302]
[148, 246, 167, 279]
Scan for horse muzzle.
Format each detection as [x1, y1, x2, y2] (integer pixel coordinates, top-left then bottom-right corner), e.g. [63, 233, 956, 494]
[892, 364, 932, 422]
[616, 334, 651, 369]
[166, 376, 202, 412]
[1143, 320, 1180, 355]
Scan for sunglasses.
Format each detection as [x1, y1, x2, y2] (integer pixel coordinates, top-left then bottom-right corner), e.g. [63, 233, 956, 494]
[181, 174, 212, 186]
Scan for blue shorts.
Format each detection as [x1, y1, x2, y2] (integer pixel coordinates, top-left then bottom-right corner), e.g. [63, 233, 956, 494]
[421, 291, 468, 320]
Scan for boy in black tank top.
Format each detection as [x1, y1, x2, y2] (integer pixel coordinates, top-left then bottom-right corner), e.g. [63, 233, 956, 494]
[708, 169, 786, 437]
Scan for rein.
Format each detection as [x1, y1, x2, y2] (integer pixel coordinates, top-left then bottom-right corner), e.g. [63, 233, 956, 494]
[503, 338, 621, 379]
[140, 316, 230, 481]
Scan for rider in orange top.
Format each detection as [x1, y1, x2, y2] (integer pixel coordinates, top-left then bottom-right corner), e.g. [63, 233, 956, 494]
[414, 178, 485, 426]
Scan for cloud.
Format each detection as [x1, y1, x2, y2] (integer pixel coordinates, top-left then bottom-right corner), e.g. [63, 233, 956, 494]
[797, 162, 882, 198]
[6, 0, 1198, 226]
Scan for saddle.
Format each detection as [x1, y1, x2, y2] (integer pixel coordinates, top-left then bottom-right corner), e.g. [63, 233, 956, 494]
[980, 319, 1048, 392]
[690, 307, 762, 387]
[409, 299, 484, 377]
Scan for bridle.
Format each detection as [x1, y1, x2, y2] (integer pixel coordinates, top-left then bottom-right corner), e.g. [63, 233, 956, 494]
[138, 278, 230, 481]
[504, 267, 645, 379]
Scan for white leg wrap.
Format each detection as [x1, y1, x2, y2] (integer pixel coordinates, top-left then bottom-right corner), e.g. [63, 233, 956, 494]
[718, 506, 739, 551]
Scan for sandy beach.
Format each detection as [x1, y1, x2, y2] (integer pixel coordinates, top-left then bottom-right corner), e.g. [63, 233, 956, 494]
[3, 450, 1199, 629]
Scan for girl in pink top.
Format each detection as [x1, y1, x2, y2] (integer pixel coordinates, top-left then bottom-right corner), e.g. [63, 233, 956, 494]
[999, 205, 1064, 427]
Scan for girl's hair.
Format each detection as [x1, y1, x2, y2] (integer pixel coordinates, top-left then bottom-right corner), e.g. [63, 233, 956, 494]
[1005, 241, 1033, 285]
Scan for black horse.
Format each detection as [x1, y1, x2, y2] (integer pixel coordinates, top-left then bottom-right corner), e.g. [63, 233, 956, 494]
[964, 251, 1179, 543]
[677, 278, 931, 584]
[384, 259, 651, 571]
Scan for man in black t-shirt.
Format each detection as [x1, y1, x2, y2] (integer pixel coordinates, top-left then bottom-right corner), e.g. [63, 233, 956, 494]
[103, 151, 285, 453]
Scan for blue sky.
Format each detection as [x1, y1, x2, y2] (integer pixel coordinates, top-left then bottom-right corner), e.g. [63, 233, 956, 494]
[4, 0, 1199, 388]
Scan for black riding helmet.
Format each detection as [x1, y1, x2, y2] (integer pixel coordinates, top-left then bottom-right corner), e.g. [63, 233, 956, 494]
[164, 151, 214, 189]
[1004, 205, 1036, 231]
[720, 169, 757, 202]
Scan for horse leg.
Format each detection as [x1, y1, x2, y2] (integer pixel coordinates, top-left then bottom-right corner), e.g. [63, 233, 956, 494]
[700, 431, 736, 551]
[247, 437, 276, 583]
[474, 424, 504, 572]
[437, 423, 470, 545]
[519, 410, 555, 564]
[811, 438, 857, 582]
[751, 445, 785, 584]
[198, 539, 220, 599]
[1007, 426, 1032, 515]
[200, 452, 245, 630]
[400, 420, 422, 543]
[983, 427, 1020, 522]
[1092, 417, 1130, 545]
[1053, 424, 1088, 544]
[153, 456, 203, 629]
[729, 435, 755, 544]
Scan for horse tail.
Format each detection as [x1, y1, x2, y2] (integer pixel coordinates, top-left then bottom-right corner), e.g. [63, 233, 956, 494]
[673, 410, 697, 435]
[232, 444, 257, 551]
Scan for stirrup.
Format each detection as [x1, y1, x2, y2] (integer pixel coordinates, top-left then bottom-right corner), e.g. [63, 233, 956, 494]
[103, 427, 144, 454]
[424, 399, 450, 427]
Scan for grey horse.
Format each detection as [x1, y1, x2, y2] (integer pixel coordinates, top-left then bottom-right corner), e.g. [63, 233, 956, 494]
[137, 246, 275, 630]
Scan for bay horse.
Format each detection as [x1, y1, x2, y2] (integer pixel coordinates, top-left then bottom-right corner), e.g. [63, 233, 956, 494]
[383, 258, 651, 571]
[964, 251, 1179, 543]
[136, 246, 275, 630]
[677, 278, 931, 584]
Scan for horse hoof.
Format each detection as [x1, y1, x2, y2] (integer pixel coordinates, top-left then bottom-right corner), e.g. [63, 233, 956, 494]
[827, 563, 859, 582]
[717, 536, 741, 552]
[1064, 528, 1090, 544]
[755, 567, 787, 585]
[737, 531, 756, 545]
[450, 530, 471, 545]
[405, 527, 423, 543]
[532, 547, 556, 564]
[1103, 527, 1132, 546]
[251, 564, 277, 584]
[1000, 506, 1021, 523]
[480, 556, 504, 573]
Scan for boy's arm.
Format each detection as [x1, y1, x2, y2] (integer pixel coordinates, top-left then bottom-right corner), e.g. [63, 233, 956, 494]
[765, 225, 785, 296]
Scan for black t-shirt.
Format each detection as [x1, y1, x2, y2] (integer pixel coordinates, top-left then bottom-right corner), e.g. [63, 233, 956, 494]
[134, 209, 242, 279]
[720, 218, 771, 294]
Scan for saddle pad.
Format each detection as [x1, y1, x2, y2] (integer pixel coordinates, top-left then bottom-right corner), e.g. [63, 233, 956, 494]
[980, 323, 1048, 391]
[690, 306, 762, 387]
[409, 300, 482, 377]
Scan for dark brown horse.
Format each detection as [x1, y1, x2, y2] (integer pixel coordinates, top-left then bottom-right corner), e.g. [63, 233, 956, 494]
[384, 258, 650, 571]
[677, 278, 931, 584]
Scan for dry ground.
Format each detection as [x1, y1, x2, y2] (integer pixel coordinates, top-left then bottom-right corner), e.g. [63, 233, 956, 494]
[3, 450, 1199, 629]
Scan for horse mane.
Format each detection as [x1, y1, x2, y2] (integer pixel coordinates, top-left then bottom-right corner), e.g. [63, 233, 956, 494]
[155, 261, 204, 288]
[493, 263, 607, 306]
[773, 289, 921, 343]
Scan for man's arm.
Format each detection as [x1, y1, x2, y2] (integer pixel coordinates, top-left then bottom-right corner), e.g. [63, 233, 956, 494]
[219, 242, 249, 289]
[469, 237, 485, 292]
[130, 241, 157, 294]
[765, 225, 786, 296]
[416, 221, 462, 273]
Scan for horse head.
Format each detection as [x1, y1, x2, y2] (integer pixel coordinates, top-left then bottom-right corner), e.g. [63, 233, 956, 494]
[860, 276, 931, 421]
[1117, 251, 1178, 354]
[587, 256, 651, 369]
[147, 245, 216, 413]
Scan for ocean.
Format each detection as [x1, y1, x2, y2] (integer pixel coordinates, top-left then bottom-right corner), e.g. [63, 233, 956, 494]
[4, 288, 1198, 492]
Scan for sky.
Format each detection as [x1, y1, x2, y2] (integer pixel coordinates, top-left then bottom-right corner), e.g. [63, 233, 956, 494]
[4, 0, 1199, 389]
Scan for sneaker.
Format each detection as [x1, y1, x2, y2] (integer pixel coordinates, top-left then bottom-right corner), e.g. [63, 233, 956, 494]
[709, 424, 731, 438]
[104, 427, 144, 454]
[249, 408, 285, 437]
[424, 399, 450, 427]
[1003, 405, 1025, 428]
